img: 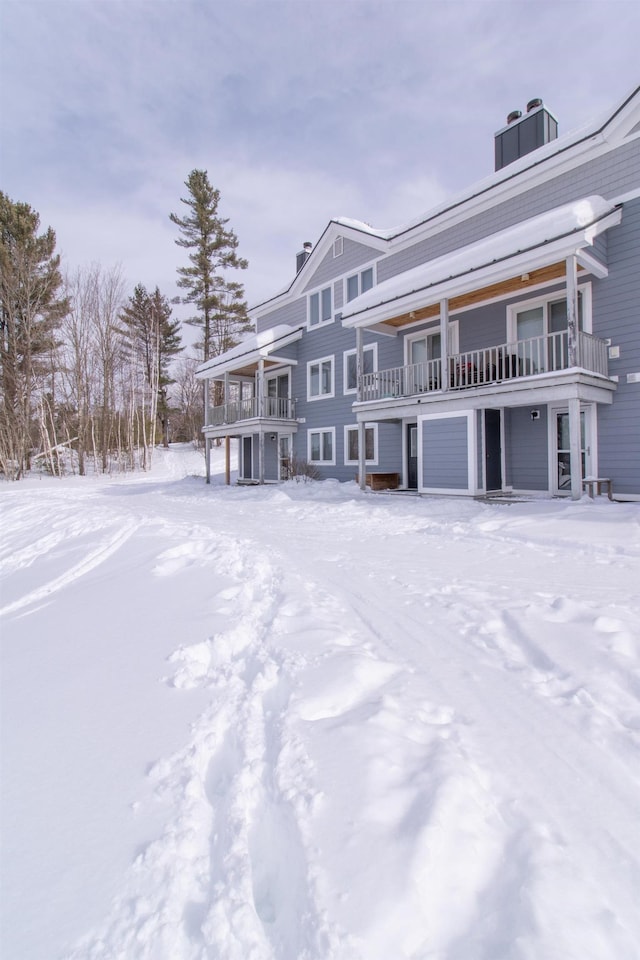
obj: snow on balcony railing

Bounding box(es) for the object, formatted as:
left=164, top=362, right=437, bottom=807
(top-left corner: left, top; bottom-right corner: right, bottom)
left=207, top=396, right=296, bottom=426
left=359, top=331, right=608, bottom=402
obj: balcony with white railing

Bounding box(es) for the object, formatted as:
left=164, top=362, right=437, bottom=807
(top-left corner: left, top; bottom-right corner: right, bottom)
left=207, top=395, right=296, bottom=427
left=359, top=330, right=609, bottom=403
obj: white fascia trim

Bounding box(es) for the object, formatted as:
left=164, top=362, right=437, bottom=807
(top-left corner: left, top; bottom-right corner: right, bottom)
left=385, top=88, right=640, bottom=254
left=263, top=355, right=299, bottom=369
left=576, top=249, right=608, bottom=279
left=250, top=222, right=389, bottom=319
left=196, top=326, right=304, bottom=379
left=343, top=207, right=623, bottom=331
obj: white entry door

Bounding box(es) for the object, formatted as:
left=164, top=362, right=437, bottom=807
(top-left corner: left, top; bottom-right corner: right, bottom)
left=553, top=406, right=592, bottom=494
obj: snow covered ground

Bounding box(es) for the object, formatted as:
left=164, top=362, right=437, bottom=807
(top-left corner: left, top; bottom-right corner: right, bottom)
left=1, top=445, right=639, bottom=960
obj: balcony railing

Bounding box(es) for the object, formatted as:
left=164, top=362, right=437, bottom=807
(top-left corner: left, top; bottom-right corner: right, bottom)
left=207, top=396, right=296, bottom=426
left=359, top=331, right=609, bottom=403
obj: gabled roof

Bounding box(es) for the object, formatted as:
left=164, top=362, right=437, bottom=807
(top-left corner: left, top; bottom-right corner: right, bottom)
left=341, top=196, right=623, bottom=329
left=195, top=324, right=304, bottom=380
left=250, top=219, right=388, bottom=319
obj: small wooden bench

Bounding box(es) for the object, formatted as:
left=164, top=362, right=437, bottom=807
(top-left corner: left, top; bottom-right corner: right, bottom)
left=582, top=477, right=613, bottom=500
left=357, top=472, right=400, bottom=491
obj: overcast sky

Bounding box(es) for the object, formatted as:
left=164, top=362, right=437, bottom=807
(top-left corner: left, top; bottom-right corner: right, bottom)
left=2, top=0, right=639, bottom=332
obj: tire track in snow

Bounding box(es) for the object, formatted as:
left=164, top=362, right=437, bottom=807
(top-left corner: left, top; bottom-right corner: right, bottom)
left=0, top=522, right=138, bottom=618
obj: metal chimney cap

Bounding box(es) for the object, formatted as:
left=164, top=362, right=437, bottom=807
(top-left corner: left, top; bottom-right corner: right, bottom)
left=507, top=109, right=522, bottom=125
left=527, top=98, right=543, bottom=112
left=303, top=241, right=312, bottom=250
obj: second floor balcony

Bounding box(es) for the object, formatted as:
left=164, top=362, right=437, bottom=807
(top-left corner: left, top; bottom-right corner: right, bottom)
left=207, top=395, right=296, bottom=427
left=359, top=330, right=609, bottom=403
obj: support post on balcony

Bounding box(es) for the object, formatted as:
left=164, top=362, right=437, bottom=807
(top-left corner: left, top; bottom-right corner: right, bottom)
left=440, top=299, right=449, bottom=392
left=356, top=327, right=363, bottom=403
left=223, top=371, right=230, bottom=422
left=358, top=420, right=367, bottom=492
left=204, top=379, right=211, bottom=484
left=566, top=255, right=578, bottom=367
left=257, top=359, right=265, bottom=418
left=568, top=397, right=582, bottom=500
left=258, top=429, right=265, bottom=484
left=225, top=435, right=230, bottom=485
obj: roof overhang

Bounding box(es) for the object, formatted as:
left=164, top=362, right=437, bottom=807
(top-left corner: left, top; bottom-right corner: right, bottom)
left=196, top=324, right=304, bottom=380
left=341, top=197, right=623, bottom=331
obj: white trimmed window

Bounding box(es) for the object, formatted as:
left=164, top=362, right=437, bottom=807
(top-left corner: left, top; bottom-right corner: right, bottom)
left=346, top=266, right=375, bottom=303
left=343, top=343, right=377, bottom=394
left=308, top=428, right=335, bottom=465
left=508, top=288, right=589, bottom=342
left=308, top=285, right=333, bottom=328
left=333, top=236, right=344, bottom=257
left=344, top=424, right=378, bottom=465
left=307, top=355, right=335, bottom=400
left=507, top=287, right=590, bottom=373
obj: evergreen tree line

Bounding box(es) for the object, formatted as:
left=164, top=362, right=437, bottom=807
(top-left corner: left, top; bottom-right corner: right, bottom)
left=0, top=172, right=251, bottom=479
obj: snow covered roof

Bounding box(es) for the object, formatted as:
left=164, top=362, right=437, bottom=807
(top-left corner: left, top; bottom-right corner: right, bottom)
left=341, top=196, right=623, bottom=329
left=336, top=84, right=640, bottom=244
left=250, top=86, right=639, bottom=317
left=195, top=324, right=304, bottom=379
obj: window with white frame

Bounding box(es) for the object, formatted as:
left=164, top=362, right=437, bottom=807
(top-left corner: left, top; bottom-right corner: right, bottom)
left=308, top=428, right=335, bottom=465
left=333, top=236, right=343, bottom=257
left=344, top=424, right=378, bottom=465
left=343, top=343, right=377, bottom=394
left=346, top=266, right=375, bottom=303
left=508, top=288, right=589, bottom=373
left=308, top=285, right=333, bottom=327
left=307, top=355, right=335, bottom=400
left=405, top=326, right=453, bottom=390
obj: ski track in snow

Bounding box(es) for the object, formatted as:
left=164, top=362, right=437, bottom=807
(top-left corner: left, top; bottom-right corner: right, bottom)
left=2, top=460, right=639, bottom=960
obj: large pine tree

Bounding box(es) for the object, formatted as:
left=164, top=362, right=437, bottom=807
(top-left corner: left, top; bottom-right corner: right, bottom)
left=0, top=193, right=68, bottom=477
left=119, top=284, right=182, bottom=447
left=170, top=170, right=252, bottom=362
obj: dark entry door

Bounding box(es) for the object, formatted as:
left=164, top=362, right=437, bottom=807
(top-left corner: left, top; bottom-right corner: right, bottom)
left=485, top=409, right=502, bottom=490
left=407, top=424, right=418, bottom=489
left=242, top=436, right=253, bottom=480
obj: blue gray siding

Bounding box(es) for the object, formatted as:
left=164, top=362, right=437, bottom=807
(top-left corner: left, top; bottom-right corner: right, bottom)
left=422, top=416, right=468, bottom=489
left=248, top=130, right=638, bottom=496
left=257, top=297, right=307, bottom=333
left=505, top=407, right=549, bottom=491
left=593, top=198, right=640, bottom=494
left=288, top=320, right=402, bottom=482
left=304, top=237, right=383, bottom=292
left=378, top=139, right=639, bottom=285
